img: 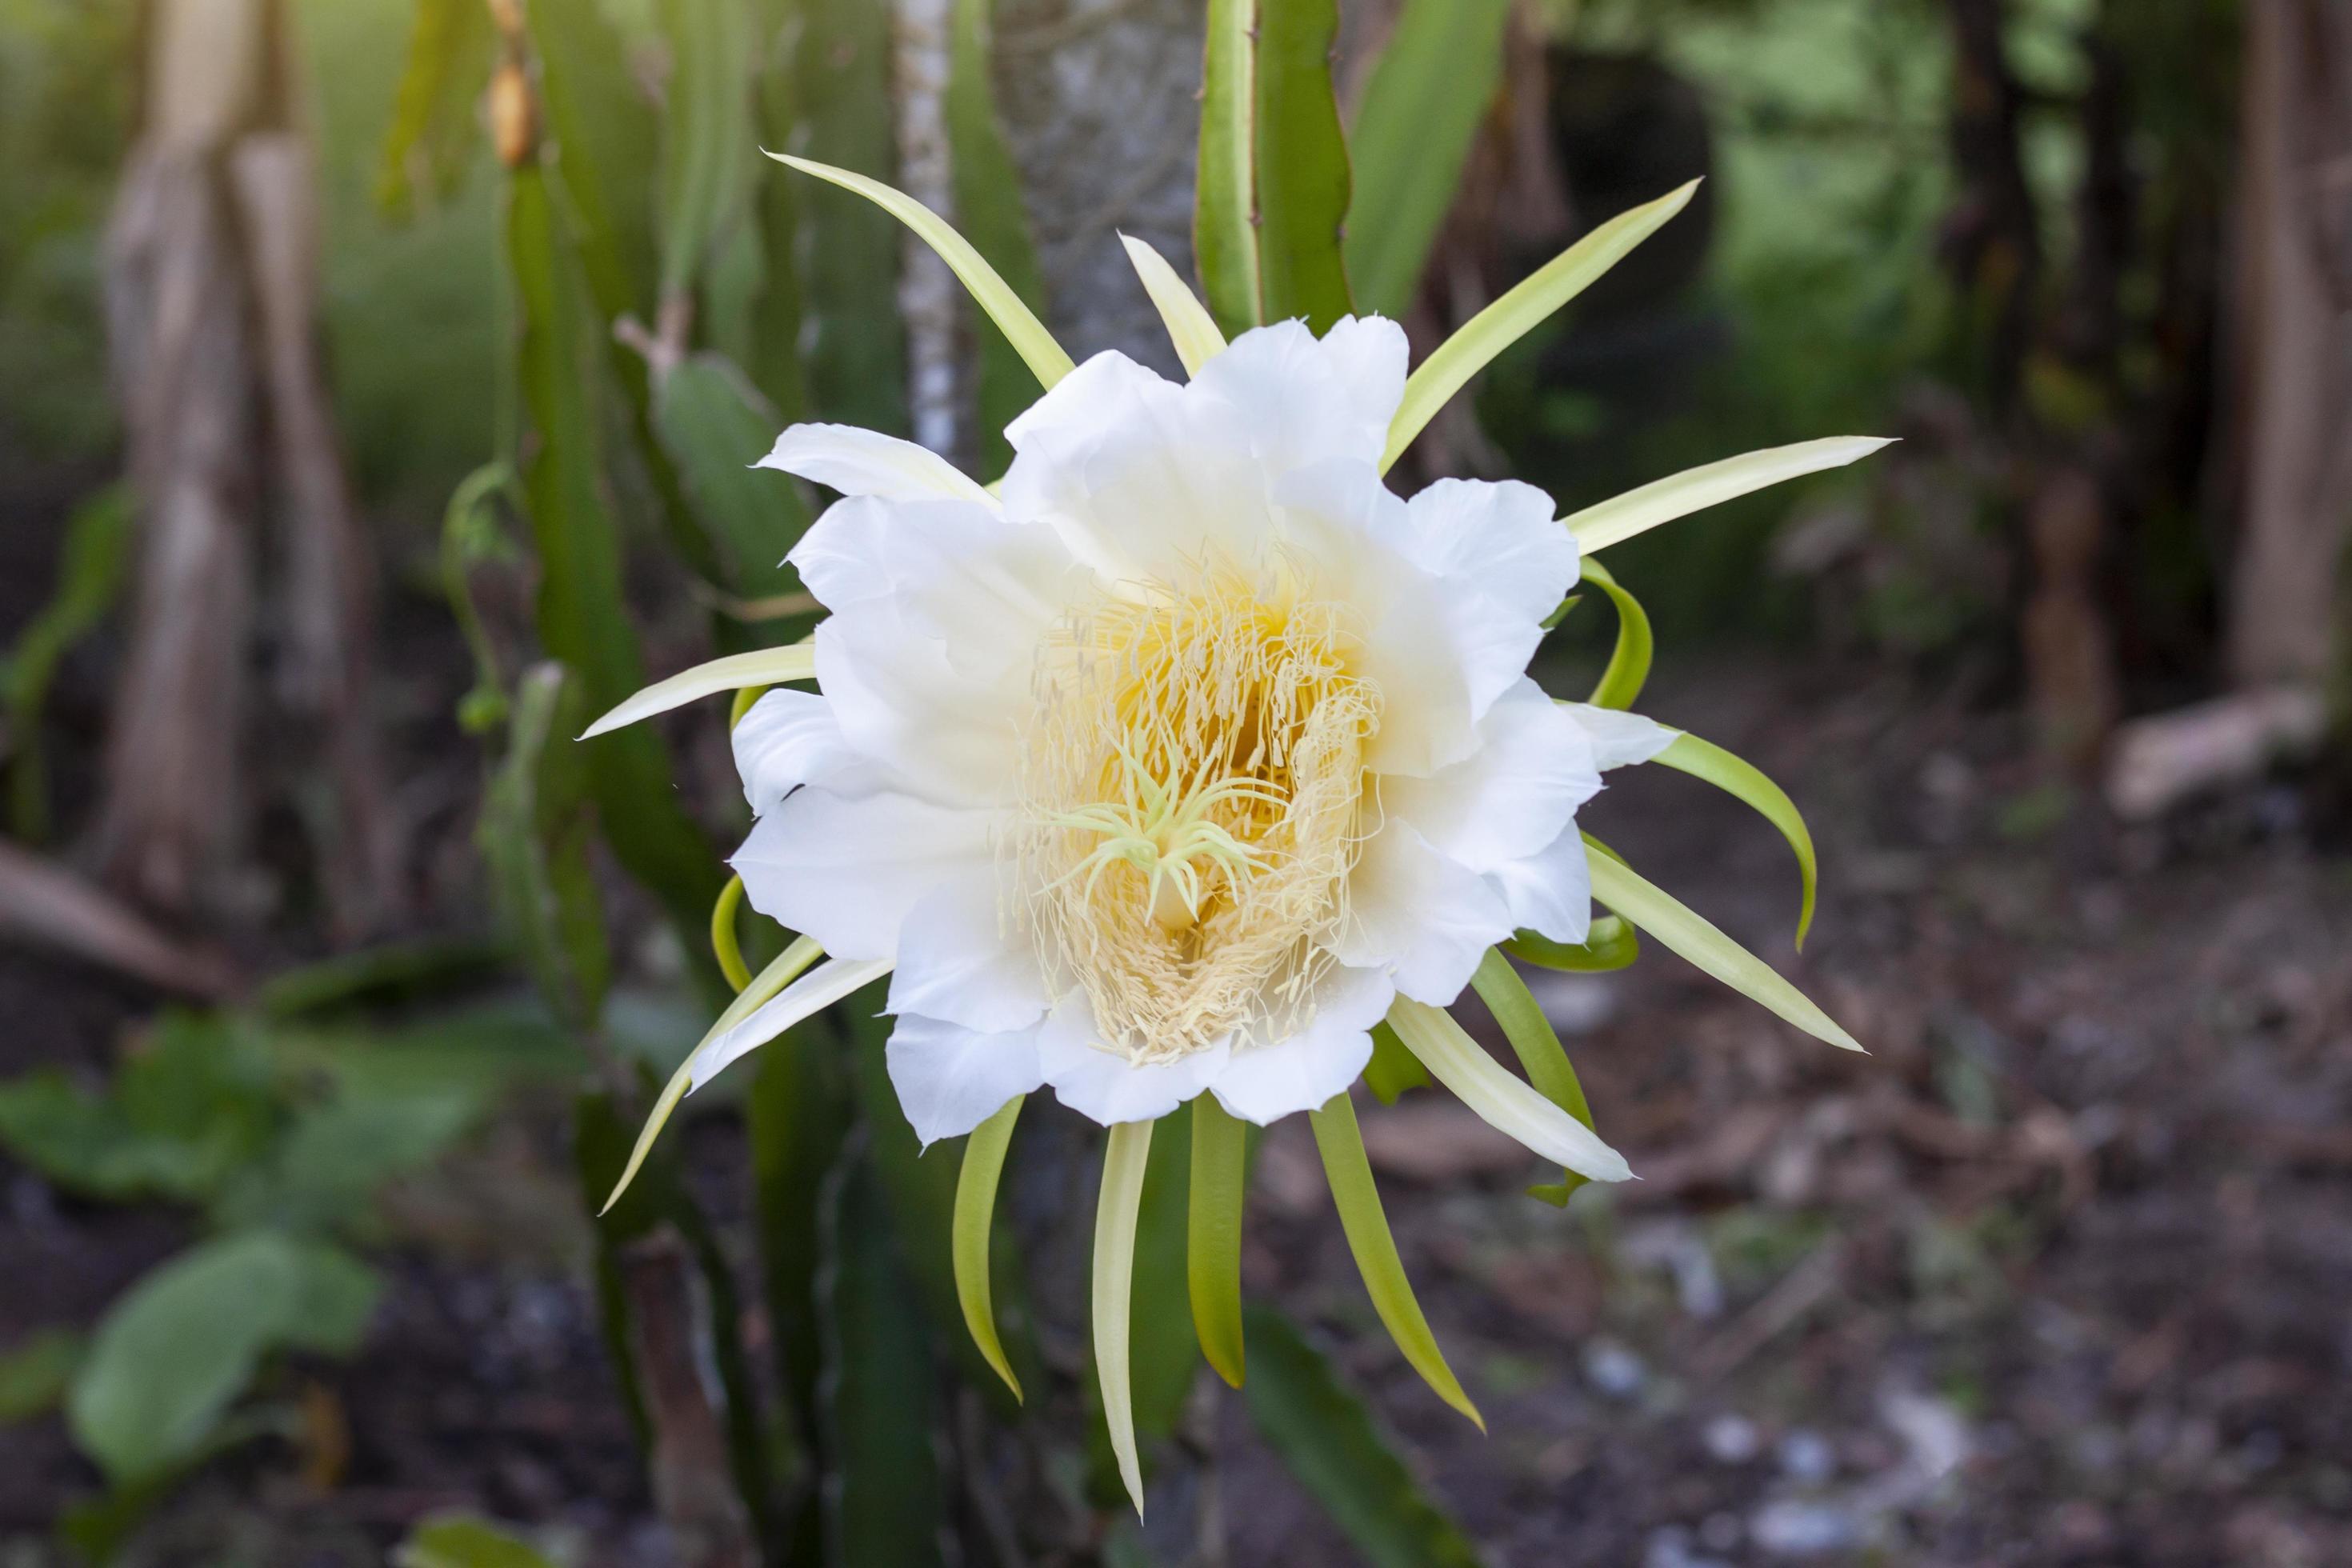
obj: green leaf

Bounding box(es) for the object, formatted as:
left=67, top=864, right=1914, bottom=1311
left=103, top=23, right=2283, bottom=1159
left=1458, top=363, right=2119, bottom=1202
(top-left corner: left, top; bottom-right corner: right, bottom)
left=1385, top=180, right=1698, bottom=472
left=1653, top=732, right=1819, bottom=948
left=395, top=1516, right=559, bottom=1568
left=746, top=1005, right=850, bottom=1438
left=0, top=1328, right=83, bottom=1425
left=526, top=0, right=658, bottom=320
left=1362, top=1021, right=1431, bottom=1104
left=506, top=166, right=727, bottom=962
left=69, top=1231, right=380, bottom=1485
left=252, top=938, right=512, bottom=1020
left=1094, top=1118, right=1155, bottom=1515
left=1252, top=0, right=1354, bottom=330
left=1195, top=0, right=1355, bottom=334
left=1585, top=836, right=1860, bottom=1050
left=947, top=0, right=1054, bottom=467
left=1241, top=1306, right=1487, bottom=1568
left=953, top=1094, right=1026, bottom=1400
left=774, top=155, right=1074, bottom=393
left=1578, top=558, right=1653, bottom=712
left=0, top=1014, right=274, bottom=1203
left=1504, top=914, right=1640, bottom=974
left=1470, top=949, right=1598, bottom=1206
left=5, top=483, right=132, bottom=841
left=821, top=1152, right=949, bottom=1566
left=276, top=1241, right=387, bottom=1358
left=1195, top=0, right=1261, bottom=333
left=650, top=352, right=814, bottom=606
left=1187, top=1094, right=1248, bottom=1386
left=842, top=994, right=1026, bottom=1406
left=656, top=0, right=758, bottom=305
left=481, top=662, right=610, bottom=1034
left=1306, top=1094, right=1481, bottom=1429
left=792, top=0, right=910, bottom=435
left=374, top=0, right=493, bottom=222
left=1567, top=437, right=1894, bottom=554
left=220, top=1085, right=483, bottom=1235
left=1342, top=0, right=1513, bottom=318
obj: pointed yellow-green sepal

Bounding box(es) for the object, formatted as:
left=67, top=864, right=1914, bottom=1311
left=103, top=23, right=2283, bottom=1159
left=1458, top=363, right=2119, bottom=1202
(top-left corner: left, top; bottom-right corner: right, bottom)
left=578, top=642, right=815, bottom=738
left=1187, top=1095, right=1249, bottom=1387
left=1652, top=733, right=1819, bottom=948
left=1577, top=558, right=1653, bottom=712
left=600, top=936, right=823, bottom=1215
left=1306, top=1091, right=1483, bottom=1430
left=1386, top=999, right=1630, bottom=1183
left=1383, top=178, right=1699, bottom=473
left=954, top=1094, right=1027, bottom=1402
left=710, top=875, right=752, bottom=993
left=1120, top=234, right=1227, bottom=378
left=1567, top=436, right=1894, bottom=554
left=771, top=153, right=1077, bottom=392
left=1470, top=948, right=1598, bottom=1206
left=1585, top=835, right=1858, bottom=1050
left=1094, top=1118, right=1156, bottom=1515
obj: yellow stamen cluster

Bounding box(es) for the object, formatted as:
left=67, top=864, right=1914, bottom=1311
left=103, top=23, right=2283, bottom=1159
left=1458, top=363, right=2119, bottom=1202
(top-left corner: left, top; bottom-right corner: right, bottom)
left=1018, top=554, right=1380, bottom=1064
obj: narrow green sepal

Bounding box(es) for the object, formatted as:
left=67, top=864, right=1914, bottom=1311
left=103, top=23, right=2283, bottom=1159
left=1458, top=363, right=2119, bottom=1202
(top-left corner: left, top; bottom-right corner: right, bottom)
left=1585, top=834, right=1859, bottom=1052
left=1578, top=558, right=1653, bottom=711
left=1504, top=914, right=1639, bottom=974
left=1187, top=1096, right=1249, bottom=1388
left=1470, top=949, right=1600, bottom=1206
left=1652, top=732, right=1819, bottom=948
left=1362, top=1021, right=1431, bottom=1103
left=953, top=1094, right=1026, bottom=1402
left=1307, top=1094, right=1482, bottom=1430
left=1094, top=1118, right=1155, bottom=1516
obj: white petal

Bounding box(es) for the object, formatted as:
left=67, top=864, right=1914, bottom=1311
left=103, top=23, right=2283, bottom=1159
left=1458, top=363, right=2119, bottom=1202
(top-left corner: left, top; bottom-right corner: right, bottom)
left=1484, top=825, right=1594, bottom=944
left=886, top=870, right=1050, bottom=1034
left=1558, top=702, right=1680, bottom=770
left=1190, top=316, right=1407, bottom=475
left=814, top=605, right=1027, bottom=807
left=1002, top=349, right=1272, bottom=579
left=1036, top=990, right=1232, bottom=1126
left=690, top=954, right=894, bottom=1090
left=1207, top=965, right=1393, bottom=1125
left=1387, top=998, right=1632, bottom=1182
left=789, top=494, right=1073, bottom=625
left=758, top=421, right=997, bottom=507
left=1276, top=460, right=1540, bottom=774
left=731, top=689, right=860, bottom=814
left=1393, top=478, right=1581, bottom=626
left=884, top=1012, right=1046, bottom=1147
left=1381, top=679, right=1601, bottom=873
left=1333, top=820, right=1516, bottom=1005
left=732, top=784, right=992, bottom=960
left=783, top=495, right=897, bottom=606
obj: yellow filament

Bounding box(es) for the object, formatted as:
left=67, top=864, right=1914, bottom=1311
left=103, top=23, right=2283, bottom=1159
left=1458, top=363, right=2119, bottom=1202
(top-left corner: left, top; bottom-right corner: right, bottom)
left=1017, top=554, right=1380, bottom=1065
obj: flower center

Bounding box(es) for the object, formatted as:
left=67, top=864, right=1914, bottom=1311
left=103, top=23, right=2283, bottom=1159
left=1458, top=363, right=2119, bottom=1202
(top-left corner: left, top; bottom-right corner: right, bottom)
left=1018, top=556, right=1381, bottom=1065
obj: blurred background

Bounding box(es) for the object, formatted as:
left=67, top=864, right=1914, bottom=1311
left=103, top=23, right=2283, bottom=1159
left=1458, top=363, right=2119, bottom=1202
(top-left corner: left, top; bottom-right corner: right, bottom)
left=1, top=0, right=2348, bottom=1563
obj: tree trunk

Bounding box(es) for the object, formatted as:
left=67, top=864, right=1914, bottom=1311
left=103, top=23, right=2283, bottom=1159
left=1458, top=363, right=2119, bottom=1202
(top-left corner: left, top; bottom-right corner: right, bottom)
left=99, top=0, right=392, bottom=930
left=2222, top=0, right=2352, bottom=692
